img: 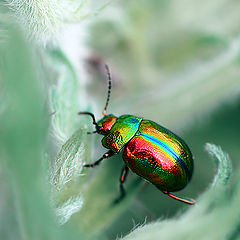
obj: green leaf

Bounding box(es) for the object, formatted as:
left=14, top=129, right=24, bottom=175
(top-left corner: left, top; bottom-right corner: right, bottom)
left=0, top=8, right=86, bottom=240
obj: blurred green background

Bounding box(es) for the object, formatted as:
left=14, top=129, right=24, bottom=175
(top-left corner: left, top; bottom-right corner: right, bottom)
left=85, top=1, right=240, bottom=237
left=1, top=0, right=240, bottom=239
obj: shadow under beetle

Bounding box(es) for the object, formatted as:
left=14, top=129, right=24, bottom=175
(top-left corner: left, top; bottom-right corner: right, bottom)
left=79, top=64, right=196, bottom=205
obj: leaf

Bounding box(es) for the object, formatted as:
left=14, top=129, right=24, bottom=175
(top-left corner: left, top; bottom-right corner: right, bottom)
left=56, top=195, right=83, bottom=225
left=51, top=129, right=87, bottom=192
left=0, top=7, right=87, bottom=240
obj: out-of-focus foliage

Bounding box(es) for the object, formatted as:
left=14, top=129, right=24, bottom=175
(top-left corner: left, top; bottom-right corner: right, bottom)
left=1, top=0, right=240, bottom=240
left=89, top=0, right=240, bottom=125
left=84, top=0, right=240, bottom=238
left=0, top=6, right=86, bottom=239
left=5, top=0, right=93, bottom=41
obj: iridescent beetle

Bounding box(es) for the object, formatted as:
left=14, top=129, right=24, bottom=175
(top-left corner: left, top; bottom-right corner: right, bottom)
left=79, top=65, right=196, bottom=205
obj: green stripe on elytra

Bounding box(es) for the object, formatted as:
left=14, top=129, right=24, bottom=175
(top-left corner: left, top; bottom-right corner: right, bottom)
left=140, top=132, right=190, bottom=180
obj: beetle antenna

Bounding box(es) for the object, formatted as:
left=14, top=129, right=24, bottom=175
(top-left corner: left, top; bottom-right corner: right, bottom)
left=102, top=64, right=112, bottom=116
left=163, top=191, right=196, bottom=205
left=78, top=112, right=98, bottom=127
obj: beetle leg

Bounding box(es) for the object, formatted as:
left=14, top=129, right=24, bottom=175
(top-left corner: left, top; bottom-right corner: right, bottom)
left=84, top=150, right=114, bottom=168
left=87, top=130, right=98, bottom=134
left=114, top=165, right=129, bottom=204
left=162, top=190, right=196, bottom=205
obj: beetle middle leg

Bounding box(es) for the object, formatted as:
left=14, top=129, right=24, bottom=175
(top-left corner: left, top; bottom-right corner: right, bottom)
left=84, top=150, right=114, bottom=168
left=114, top=165, right=129, bottom=204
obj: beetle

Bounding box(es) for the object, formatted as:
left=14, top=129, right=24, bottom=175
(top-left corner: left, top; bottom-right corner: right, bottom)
left=79, top=64, right=196, bottom=205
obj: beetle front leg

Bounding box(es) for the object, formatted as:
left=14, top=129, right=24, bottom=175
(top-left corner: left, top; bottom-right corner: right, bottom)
left=84, top=150, right=114, bottom=168
left=114, top=165, right=129, bottom=204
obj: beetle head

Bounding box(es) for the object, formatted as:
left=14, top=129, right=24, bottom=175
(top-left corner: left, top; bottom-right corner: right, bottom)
left=97, top=114, right=117, bottom=135
left=78, top=64, right=115, bottom=135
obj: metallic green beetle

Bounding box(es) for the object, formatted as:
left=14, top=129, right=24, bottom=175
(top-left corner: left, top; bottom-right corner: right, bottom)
left=79, top=65, right=195, bottom=205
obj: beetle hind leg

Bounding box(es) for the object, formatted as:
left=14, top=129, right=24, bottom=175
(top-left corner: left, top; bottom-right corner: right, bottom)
left=113, top=165, right=129, bottom=204
left=163, top=190, right=196, bottom=205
